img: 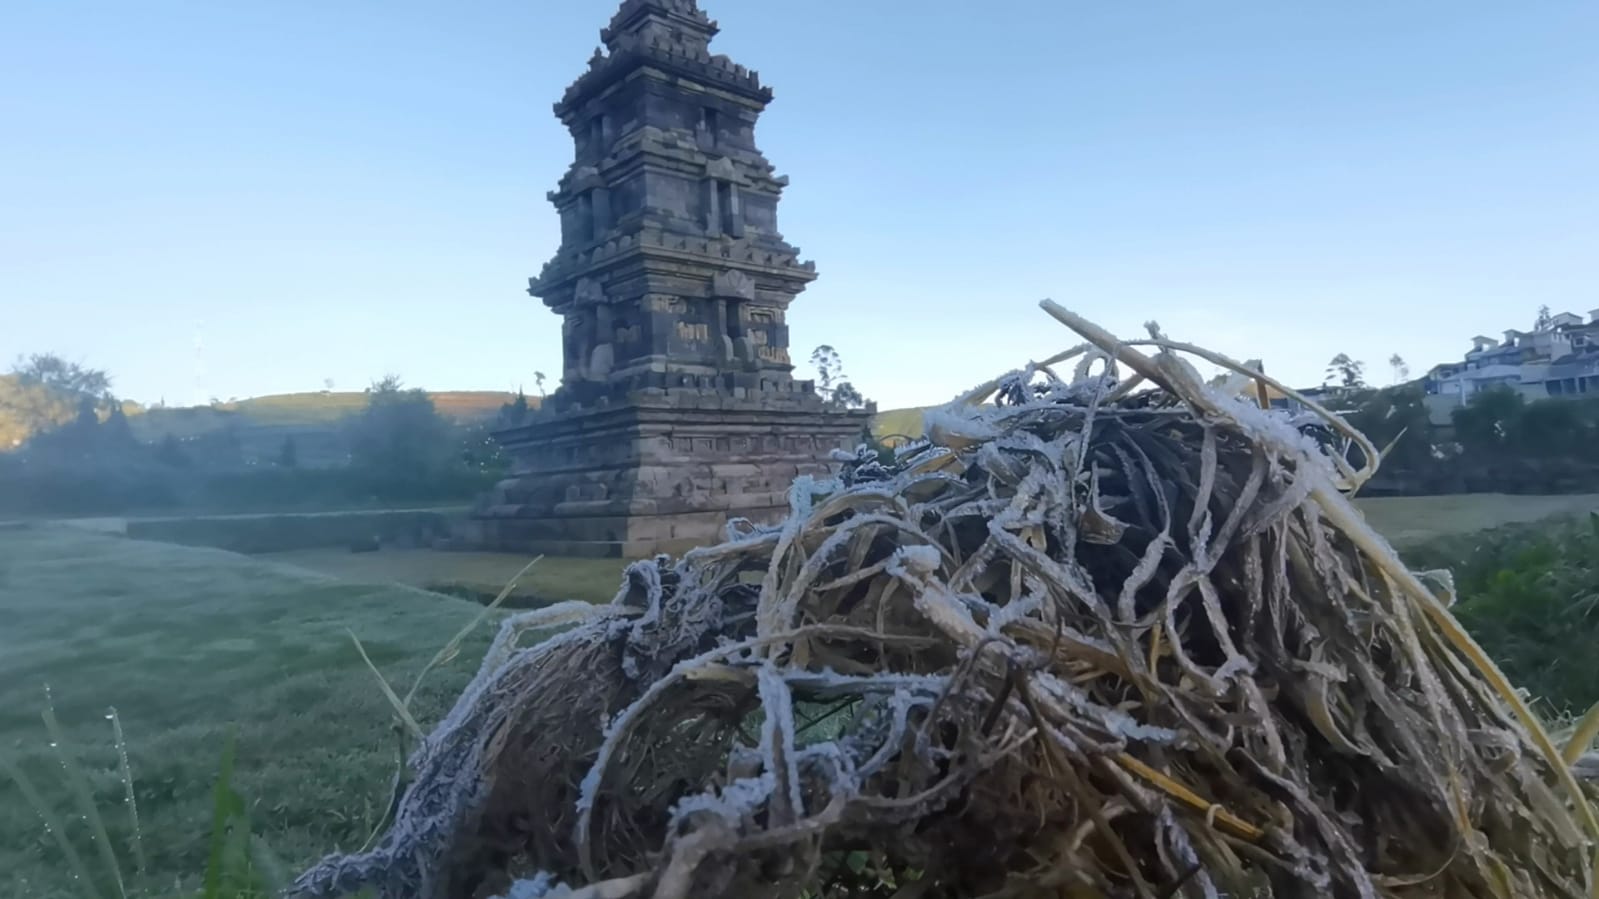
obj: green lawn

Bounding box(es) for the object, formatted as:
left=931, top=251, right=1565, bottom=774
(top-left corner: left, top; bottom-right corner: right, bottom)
left=5, top=490, right=1597, bottom=898
left=1354, top=492, right=1599, bottom=546
left=0, top=527, right=506, bottom=898
left=263, top=547, right=628, bottom=606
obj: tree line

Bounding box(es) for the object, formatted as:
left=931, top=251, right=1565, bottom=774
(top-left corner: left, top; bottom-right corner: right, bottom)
left=1332, top=381, right=1599, bottom=494
left=1322, top=305, right=1599, bottom=493
left=0, top=355, right=509, bottom=516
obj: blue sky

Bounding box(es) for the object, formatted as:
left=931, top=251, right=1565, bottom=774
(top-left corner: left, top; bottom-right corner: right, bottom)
left=3, top=0, right=1595, bottom=410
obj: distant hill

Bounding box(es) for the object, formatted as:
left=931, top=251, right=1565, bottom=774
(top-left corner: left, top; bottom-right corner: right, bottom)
left=143, top=393, right=936, bottom=443
left=10, top=378, right=934, bottom=453
left=871, top=406, right=934, bottom=441
left=132, top=392, right=933, bottom=440
left=224, top=390, right=525, bottom=424
left=128, top=390, right=528, bottom=443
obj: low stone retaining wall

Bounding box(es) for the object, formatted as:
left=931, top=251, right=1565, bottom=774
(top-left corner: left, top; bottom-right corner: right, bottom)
left=123, top=508, right=462, bottom=554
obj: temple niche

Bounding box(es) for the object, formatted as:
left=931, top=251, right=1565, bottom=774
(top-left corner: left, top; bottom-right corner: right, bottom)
left=470, top=0, right=872, bottom=558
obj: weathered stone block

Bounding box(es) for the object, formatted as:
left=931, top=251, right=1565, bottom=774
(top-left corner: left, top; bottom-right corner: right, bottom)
left=474, top=397, right=869, bottom=557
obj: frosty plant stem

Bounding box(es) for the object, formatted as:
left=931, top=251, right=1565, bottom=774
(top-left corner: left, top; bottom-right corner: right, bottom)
left=42, top=697, right=127, bottom=899
left=106, top=706, right=146, bottom=877
left=0, top=752, right=101, bottom=899
left=293, top=300, right=1596, bottom=899
left=1566, top=701, right=1599, bottom=766
left=1040, top=297, right=1599, bottom=895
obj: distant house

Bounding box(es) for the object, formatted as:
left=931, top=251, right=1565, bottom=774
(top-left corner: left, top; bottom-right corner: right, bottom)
left=1422, top=309, right=1599, bottom=424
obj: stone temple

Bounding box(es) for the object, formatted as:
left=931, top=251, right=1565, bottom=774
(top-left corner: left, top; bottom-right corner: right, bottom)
left=471, top=0, right=873, bottom=558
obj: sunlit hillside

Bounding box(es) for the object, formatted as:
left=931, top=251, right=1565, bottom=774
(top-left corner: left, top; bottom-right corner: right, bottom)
left=126, top=390, right=528, bottom=442
left=870, top=406, right=934, bottom=441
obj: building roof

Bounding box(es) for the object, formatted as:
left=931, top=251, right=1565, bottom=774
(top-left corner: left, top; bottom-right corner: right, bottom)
left=603, top=0, right=718, bottom=48
left=1547, top=354, right=1599, bottom=380
left=557, top=0, right=769, bottom=120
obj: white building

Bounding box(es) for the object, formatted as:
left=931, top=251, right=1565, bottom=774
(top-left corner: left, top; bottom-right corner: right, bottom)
left=1422, top=309, right=1599, bottom=424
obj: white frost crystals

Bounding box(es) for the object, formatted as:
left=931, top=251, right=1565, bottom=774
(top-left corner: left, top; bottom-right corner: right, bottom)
left=290, top=301, right=1591, bottom=899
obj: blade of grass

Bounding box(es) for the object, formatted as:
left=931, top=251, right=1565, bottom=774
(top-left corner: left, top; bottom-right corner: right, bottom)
left=347, top=629, right=425, bottom=742
left=358, top=728, right=413, bottom=853
left=357, top=557, right=542, bottom=854
left=223, top=791, right=255, bottom=898
left=202, top=730, right=239, bottom=899
left=1348, top=427, right=1410, bottom=499
left=1564, top=699, right=1599, bottom=766
left=403, top=555, right=543, bottom=707
left=105, top=707, right=146, bottom=877
left=0, top=753, right=103, bottom=899
left=42, top=700, right=127, bottom=899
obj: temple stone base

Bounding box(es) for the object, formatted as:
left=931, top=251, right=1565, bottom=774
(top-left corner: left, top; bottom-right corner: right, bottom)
left=468, top=394, right=871, bottom=558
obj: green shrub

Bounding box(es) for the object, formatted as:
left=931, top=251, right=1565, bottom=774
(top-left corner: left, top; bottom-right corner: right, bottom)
left=2, top=374, right=510, bottom=519
left=1406, top=513, right=1599, bottom=714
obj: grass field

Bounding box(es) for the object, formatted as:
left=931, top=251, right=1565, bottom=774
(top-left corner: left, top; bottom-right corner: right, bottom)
left=4, top=490, right=1599, bottom=897
left=0, top=527, right=507, bottom=899
left=252, top=496, right=1599, bottom=600
left=1354, top=492, right=1599, bottom=545
left=264, top=548, right=627, bottom=606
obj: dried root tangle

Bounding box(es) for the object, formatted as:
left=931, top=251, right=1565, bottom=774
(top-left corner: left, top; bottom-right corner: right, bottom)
left=293, top=301, right=1596, bottom=899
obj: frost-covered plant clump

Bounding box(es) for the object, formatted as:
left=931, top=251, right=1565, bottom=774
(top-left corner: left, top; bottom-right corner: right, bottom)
left=292, top=301, right=1596, bottom=899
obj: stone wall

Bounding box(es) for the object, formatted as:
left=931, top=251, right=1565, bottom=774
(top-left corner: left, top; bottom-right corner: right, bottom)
left=471, top=396, right=870, bottom=557
left=124, top=508, right=460, bottom=554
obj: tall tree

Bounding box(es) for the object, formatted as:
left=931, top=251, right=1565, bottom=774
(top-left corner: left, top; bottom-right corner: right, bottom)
left=809, top=345, right=842, bottom=398
left=277, top=436, right=299, bottom=468
left=1535, top=305, right=1554, bottom=331
left=1346, top=386, right=1432, bottom=470
left=101, top=403, right=135, bottom=447
left=1, top=354, right=116, bottom=449
left=832, top=381, right=866, bottom=409
left=1518, top=400, right=1584, bottom=458
left=1453, top=386, right=1525, bottom=456
left=347, top=376, right=452, bottom=481
left=808, top=344, right=869, bottom=408
left=1324, top=354, right=1366, bottom=390
left=497, top=390, right=530, bottom=427
left=156, top=434, right=190, bottom=468
left=12, top=353, right=112, bottom=399
left=1388, top=354, right=1410, bottom=385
